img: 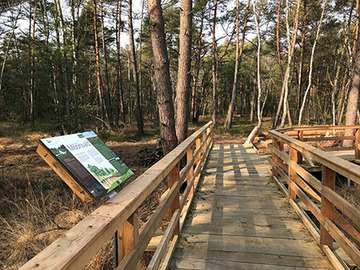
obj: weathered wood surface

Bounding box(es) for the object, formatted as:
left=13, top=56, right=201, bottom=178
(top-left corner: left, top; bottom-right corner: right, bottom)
left=170, top=143, right=333, bottom=270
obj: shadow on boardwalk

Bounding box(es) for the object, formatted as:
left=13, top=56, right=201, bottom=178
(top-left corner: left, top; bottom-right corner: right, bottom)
left=170, top=143, right=333, bottom=270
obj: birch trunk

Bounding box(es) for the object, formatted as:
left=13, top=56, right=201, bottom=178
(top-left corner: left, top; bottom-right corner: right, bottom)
left=279, top=0, right=301, bottom=128
left=298, top=0, right=328, bottom=126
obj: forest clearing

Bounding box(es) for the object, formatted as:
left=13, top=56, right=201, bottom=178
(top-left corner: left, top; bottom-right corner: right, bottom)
left=1, top=0, right=360, bottom=269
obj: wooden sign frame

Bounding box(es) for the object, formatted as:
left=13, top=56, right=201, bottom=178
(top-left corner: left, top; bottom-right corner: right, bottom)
left=37, top=144, right=94, bottom=203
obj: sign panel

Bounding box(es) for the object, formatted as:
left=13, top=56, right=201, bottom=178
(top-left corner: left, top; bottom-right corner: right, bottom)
left=40, top=132, right=133, bottom=200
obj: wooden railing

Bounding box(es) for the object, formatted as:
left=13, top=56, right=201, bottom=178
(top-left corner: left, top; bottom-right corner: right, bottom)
left=20, top=121, right=213, bottom=270
left=269, top=126, right=360, bottom=268
left=277, top=125, right=360, bottom=155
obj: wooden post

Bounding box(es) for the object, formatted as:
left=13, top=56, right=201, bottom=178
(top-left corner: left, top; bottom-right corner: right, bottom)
left=116, top=212, right=139, bottom=265
left=201, top=132, right=207, bottom=155
left=195, top=137, right=201, bottom=165
left=320, top=166, right=335, bottom=249
left=288, top=147, right=299, bottom=200
left=187, top=145, right=194, bottom=197
left=355, top=129, right=360, bottom=160
left=298, top=130, right=304, bottom=141
left=168, top=164, right=180, bottom=236
left=272, top=138, right=282, bottom=177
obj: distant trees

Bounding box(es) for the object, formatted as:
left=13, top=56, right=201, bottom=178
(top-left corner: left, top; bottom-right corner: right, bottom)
left=1, top=0, right=360, bottom=144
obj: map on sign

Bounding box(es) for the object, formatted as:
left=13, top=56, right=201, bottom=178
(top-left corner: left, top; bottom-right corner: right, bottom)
left=40, top=131, right=133, bottom=199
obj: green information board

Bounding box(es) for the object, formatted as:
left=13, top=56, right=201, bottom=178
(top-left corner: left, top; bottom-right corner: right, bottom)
left=40, top=131, right=133, bottom=200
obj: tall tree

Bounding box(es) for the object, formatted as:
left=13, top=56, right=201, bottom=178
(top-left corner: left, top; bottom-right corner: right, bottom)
left=128, top=0, right=144, bottom=135
left=211, top=0, right=218, bottom=124
left=279, top=0, right=301, bottom=128
left=175, top=0, right=192, bottom=143
left=100, top=0, right=114, bottom=126
left=55, top=0, right=71, bottom=128
left=298, top=0, right=328, bottom=126
left=115, top=0, right=125, bottom=125
left=146, top=0, right=178, bottom=154
left=93, top=0, right=106, bottom=127
left=224, top=0, right=250, bottom=129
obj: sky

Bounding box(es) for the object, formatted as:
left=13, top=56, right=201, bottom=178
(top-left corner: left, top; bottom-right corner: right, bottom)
left=0, top=0, right=236, bottom=49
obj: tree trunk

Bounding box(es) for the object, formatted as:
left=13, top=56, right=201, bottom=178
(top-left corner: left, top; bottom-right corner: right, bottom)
left=191, top=11, right=205, bottom=123
left=115, top=0, right=125, bottom=125
left=71, top=0, right=80, bottom=130
left=211, top=0, right=218, bottom=124
left=175, top=0, right=192, bottom=143
left=29, top=1, right=37, bottom=124
left=146, top=0, right=178, bottom=154
left=55, top=0, right=71, bottom=129
left=224, top=0, right=250, bottom=129
left=100, top=0, right=114, bottom=126
left=279, top=0, right=301, bottom=128
left=253, top=1, right=263, bottom=128
left=296, top=0, right=307, bottom=117
left=298, top=0, right=328, bottom=126
left=93, top=0, right=106, bottom=127
left=128, top=0, right=144, bottom=135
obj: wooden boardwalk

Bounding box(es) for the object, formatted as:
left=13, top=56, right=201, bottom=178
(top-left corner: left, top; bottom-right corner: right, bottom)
left=170, top=143, right=333, bottom=270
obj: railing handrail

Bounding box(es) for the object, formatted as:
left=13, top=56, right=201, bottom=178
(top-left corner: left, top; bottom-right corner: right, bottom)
left=269, top=129, right=360, bottom=184
left=277, top=124, right=360, bottom=133
left=20, top=121, right=213, bottom=270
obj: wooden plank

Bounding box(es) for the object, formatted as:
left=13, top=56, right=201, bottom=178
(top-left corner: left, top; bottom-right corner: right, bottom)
left=168, top=164, right=180, bottom=236
left=323, top=245, right=346, bottom=270
left=173, top=248, right=332, bottom=269
left=174, top=247, right=332, bottom=269
left=158, top=235, right=178, bottom=270
left=36, top=144, right=93, bottom=203
left=279, top=125, right=360, bottom=132
left=303, top=136, right=355, bottom=142
left=320, top=147, right=354, bottom=152
left=334, top=210, right=360, bottom=244
left=171, top=257, right=328, bottom=270
left=186, top=145, right=194, bottom=197
left=288, top=199, right=320, bottom=244
left=322, top=186, right=360, bottom=229
left=147, top=210, right=180, bottom=270
left=355, top=129, right=360, bottom=159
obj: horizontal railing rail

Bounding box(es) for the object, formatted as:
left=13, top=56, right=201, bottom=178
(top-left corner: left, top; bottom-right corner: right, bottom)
left=269, top=127, right=360, bottom=268
left=20, top=121, right=213, bottom=270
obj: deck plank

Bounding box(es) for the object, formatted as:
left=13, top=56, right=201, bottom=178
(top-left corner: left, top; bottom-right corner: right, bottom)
left=170, top=143, right=333, bottom=270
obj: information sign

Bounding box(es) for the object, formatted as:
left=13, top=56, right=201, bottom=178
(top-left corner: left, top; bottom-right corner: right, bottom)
left=40, top=131, right=133, bottom=200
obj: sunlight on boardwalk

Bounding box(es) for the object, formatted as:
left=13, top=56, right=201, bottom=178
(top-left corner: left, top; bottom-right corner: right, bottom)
left=170, top=143, right=333, bottom=270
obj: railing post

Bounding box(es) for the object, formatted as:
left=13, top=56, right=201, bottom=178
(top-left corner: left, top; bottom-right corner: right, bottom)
left=187, top=145, right=194, bottom=197
left=288, top=147, right=299, bottom=200
left=116, top=212, right=139, bottom=265
left=168, top=163, right=180, bottom=236
left=355, top=129, right=360, bottom=160
left=320, top=166, right=335, bottom=249
left=195, top=136, right=201, bottom=165
left=201, top=131, right=207, bottom=156
left=271, top=138, right=282, bottom=177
